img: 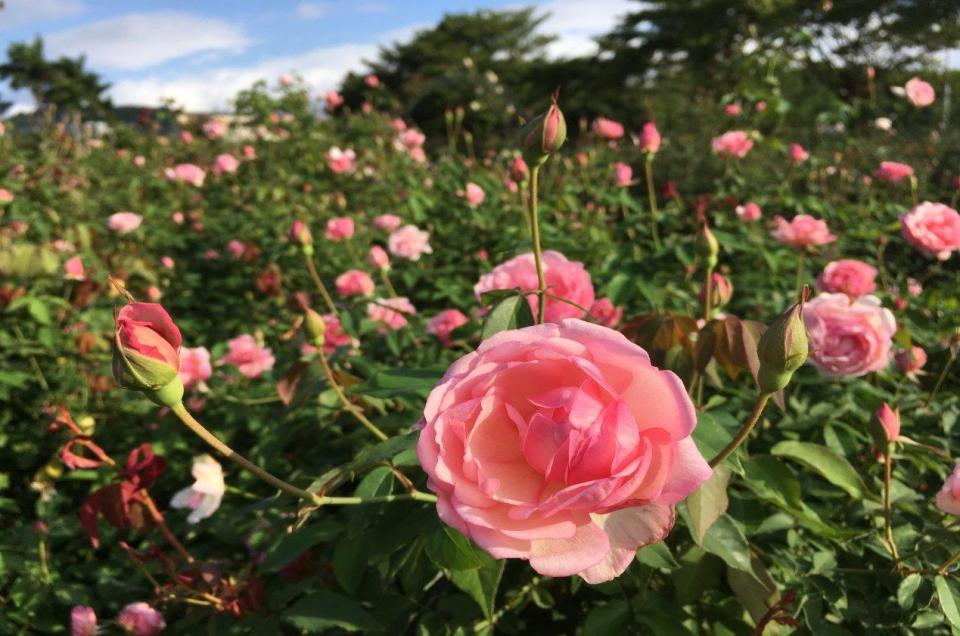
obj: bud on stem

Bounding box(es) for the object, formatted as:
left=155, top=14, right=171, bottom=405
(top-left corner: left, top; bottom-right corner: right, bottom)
left=756, top=286, right=810, bottom=394
left=304, top=308, right=326, bottom=348
left=521, top=92, right=567, bottom=167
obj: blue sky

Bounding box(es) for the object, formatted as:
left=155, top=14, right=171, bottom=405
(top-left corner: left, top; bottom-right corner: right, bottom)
left=0, top=0, right=632, bottom=113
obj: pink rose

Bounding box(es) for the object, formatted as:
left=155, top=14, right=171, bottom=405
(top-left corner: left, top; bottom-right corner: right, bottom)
left=895, top=346, right=927, bottom=376
left=160, top=256, right=175, bottom=269
left=876, top=403, right=901, bottom=443
left=172, top=211, right=185, bottom=225
left=874, top=161, right=914, bottom=184
left=613, top=162, right=632, bottom=187
left=589, top=297, right=623, bottom=327
left=591, top=117, right=624, bottom=139
left=71, top=606, right=97, bottom=636
left=388, top=224, right=432, bottom=261
left=170, top=454, right=224, bottom=523
left=64, top=256, right=85, bottom=281
left=426, top=309, right=469, bottom=346
left=771, top=214, right=836, bottom=247
left=179, top=346, right=212, bottom=388
left=335, top=269, right=375, bottom=296
left=322, top=313, right=355, bottom=353
left=399, top=129, right=425, bottom=150
left=368, top=245, right=390, bottom=270
left=180, top=131, right=194, bottom=144
left=638, top=122, right=660, bottom=153
left=146, top=286, right=162, bottom=302
left=374, top=214, right=402, bottom=231
left=724, top=103, right=741, bottom=116
left=226, top=240, right=246, bottom=258
left=324, top=91, right=344, bottom=110
left=365, top=74, right=380, bottom=88
left=164, top=163, right=206, bottom=187
left=242, top=144, right=257, bottom=159
left=816, top=259, right=878, bottom=297
left=0, top=188, right=13, bottom=203
left=711, top=130, right=753, bottom=158
left=325, top=216, right=355, bottom=241
left=107, top=212, right=143, bottom=234
left=212, top=153, right=239, bottom=175
left=327, top=147, right=356, bottom=174
left=509, top=156, right=529, bottom=183
left=219, top=335, right=275, bottom=379
left=134, top=155, right=146, bottom=167
left=900, top=202, right=960, bottom=260
left=116, top=603, right=165, bottom=636
left=904, top=77, right=935, bottom=107
left=755, top=101, right=767, bottom=112
left=416, top=319, right=711, bottom=583
left=789, top=143, right=809, bottom=163
left=803, top=293, right=896, bottom=377
left=474, top=251, right=595, bottom=323
left=367, top=297, right=416, bottom=331
left=937, top=464, right=960, bottom=516
left=203, top=119, right=227, bottom=139
left=736, top=202, right=762, bottom=222
left=465, top=182, right=485, bottom=207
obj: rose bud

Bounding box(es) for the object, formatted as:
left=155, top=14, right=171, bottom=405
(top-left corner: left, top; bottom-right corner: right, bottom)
left=895, top=346, right=927, bottom=376
left=875, top=402, right=900, bottom=443
left=289, top=219, right=313, bottom=253
left=521, top=94, right=567, bottom=166
left=696, top=218, right=719, bottom=269
left=757, top=290, right=810, bottom=394
left=304, top=308, right=326, bottom=348
left=112, top=303, right=184, bottom=407
left=699, top=272, right=734, bottom=308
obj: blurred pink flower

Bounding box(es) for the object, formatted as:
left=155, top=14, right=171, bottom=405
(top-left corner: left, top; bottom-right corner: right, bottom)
left=426, top=309, right=469, bottom=346
left=203, top=119, right=227, bottom=139
left=165, top=163, right=206, bottom=187
left=907, top=277, right=923, bottom=297
left=771, top=214, right=836, bottom=247
left=133, top=155, right=146, bottom=167
left=327, top=147, right=356, bottom=174
left=613, top=162, right=632, bottom=187
left=904, top=77, right=935, bottom=107
left=712, top=130, right=753, bottom=158
left=724, top=103, right=741, bottom=116
left=64, top=256, right=85, bottom=281
left=755, top=101, right=767, bottom=112
left=146, top=286, right=162, bottom=301
left=936, top=464, right=960, bottom=516
left=220, top=335, right=275, bottom=378
left=589, top=297, right=623, bottom=327
left=116, top=603, right=165, bottom=636
left=896, top=346, right=927, bottom=376
left=226, top=240, right=246, bottom=258
left=374, top=214, right=402, bottom=231
left=874, top=161, right=914, bottom=184
left=179, top=131, right=194, bottom=144
left=365, top=74, right=380, bottom=88
left=509, top=156, right=528, bottom=182
left=107, top=212, right=143, bottom=234
left=325, top=216, right=355, bottom=241
left=242, top=144, right=257, bottom=159
left=336, top=269, right=375, bottom=296
left=170, top=454, right=224, bottom=523
left=367, top=297, right=416, bottom=330
left=399, top=129, right=425, bottom=150
left=803, top=293, right=896, bottom=377
left=212, top=153, right=239, bottom=175
left=325, top=91, right=344, bottom=110
left=789, top=143, right=809, bottom=163
left=171, top=211, right=185, bottom=224
left=0, top=189, right=13, bottom=203
left=638, top=122, right=661, bottom=153
left=591, top=117, right=624, bottom=139
left=368, top=245, right=390, bottom=269
left=816, top=259, right=877, bottom=297
left=901, top=202, right=960, bottom=260
left=179, top=346, right=212, bottom=388
left=70, top=606, right=97, bottom=636
left=465, top=182, right=485, bottom=207
left=160, top=256, right=175, bottom=269
left=736, top=202, right=762, bottom=221
left=388, top=225, right=432, bottom=261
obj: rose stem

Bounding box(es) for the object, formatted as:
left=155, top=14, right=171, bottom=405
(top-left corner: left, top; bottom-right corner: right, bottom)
left=883, top=442, right=900, bottom=563
left=528, top=165, right=547, bottom=324
left=317, top=349, right=389, bottom=441
left=304, top=253, right=339, bottom=316
left=709, top=393, right=771, bottom=467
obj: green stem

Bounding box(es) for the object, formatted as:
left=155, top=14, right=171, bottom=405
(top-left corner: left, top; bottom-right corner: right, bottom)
left=928, top=351, right=956, bottom=405
left=318, top=349, right=389, bottom=441
left=171, top=402, right=324, bottom=506
left=703, top=265, right=715, bottom=322
left=794, top=253, right=806, bottom=296
left=644, top=156, right=662, bottom=250
left=883, top=443, right=899, bottom=563
left=528, top=165, right=546, bottom=324
left=709, top=393, right=771, bottom=467
left=304, top=252, right=339, bottom=316
left=317, top=492, right=437, bottom=505
left=379, top=268, right=399, bottom=299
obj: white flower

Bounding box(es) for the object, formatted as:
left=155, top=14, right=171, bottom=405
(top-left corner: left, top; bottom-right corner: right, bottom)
left=170, top=455, right=225, bottom=523
left=874, top=117, right=893, bottom=131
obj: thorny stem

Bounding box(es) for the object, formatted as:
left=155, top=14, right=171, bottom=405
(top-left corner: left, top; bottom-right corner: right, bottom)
left=304, top=252, right=339, bottom=316
left=528, top=165, right=547, bottom=324
left=317, top=349, right=389, bottom=441
left=709, top=393, right=772, bottom=468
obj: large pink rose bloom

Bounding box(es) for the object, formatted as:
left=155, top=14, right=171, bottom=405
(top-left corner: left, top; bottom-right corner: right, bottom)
left=212, top=153, right=239, bottom=175
left=417, top=319, right=711, bottom=583
left=116, top=602, right=165, bottom=636
left=874, top=161, right=914, bottom=184
left=904, top=77, right=935, bottom=108
left=179, top=346, right=212, bottom=388
left=388, top=225, right=432, bottom=261
left=937, top=464, right=960, bottom=517
left=475, top=251, right=595, bottom=323
left=107, top=212, right=143, bottom=234
left=816, top=259, right=878, bottom=297
left=771, top=214, right=836, bottom=247
left=711, top=130, right=753, bottom=158
left=219, top=335, right=275, bottom=379
left=901, top=202, right=960, bottom=261
left=803, top=293, right=896, bottom=377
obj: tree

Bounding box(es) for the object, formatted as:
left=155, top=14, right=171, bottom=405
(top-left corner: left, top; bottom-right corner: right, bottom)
left=0, top=37, right=112, bottom=119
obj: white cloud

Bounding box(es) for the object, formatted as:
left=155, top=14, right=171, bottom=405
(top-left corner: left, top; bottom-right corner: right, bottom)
left=0, top=0, right=86, bottom=30
left=534, top=0, right=634, bottom=58
left=294, top=2, right=330, bottom=20
left=44, top=12, right=252, bottom=71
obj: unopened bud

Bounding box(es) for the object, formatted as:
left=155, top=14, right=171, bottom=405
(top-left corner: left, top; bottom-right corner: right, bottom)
left=290, top=220, right=313, bottom=255
left=699, top=272, right=733, bottom=308
left=757, top=288, right=810, bottom=394
left=521, top=94, right=567, bottom=166
left=304, top=308, right=326, bottom=348
left=696, top=220, right=719, bottom=269
left=113, top=303, right=185, bottom=407
left=875, top=402, right=900, bottom=443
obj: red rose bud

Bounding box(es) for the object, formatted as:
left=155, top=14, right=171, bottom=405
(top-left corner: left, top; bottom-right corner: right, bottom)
left=875, top=402, right=900, bottom=443
left=699, top=272, right=734, bottom=308
left=521, top=95, right=567, bottom=166
left=757, top=288, right=810, bottom=394
left=112, top=303, right=184, bottom=407
left=304, top=308, right=326, bottom=348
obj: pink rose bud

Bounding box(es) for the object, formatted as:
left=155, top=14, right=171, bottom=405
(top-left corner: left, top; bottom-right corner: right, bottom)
left=509, top=156, right=528, bottom=183
left=289, top=220, right=313, bottom=248
left=638, top=122, right=661, bottom=154
left=735, top=202, right=762, bottom=222
left=160, top=256, right=175, bottom=269
left=789, top=143, right=809, bottom=163
left=71, top=606, right=97, bottom=636
left=465, top=182, right=485, bottom=207
left=116, top=602, right=166, bottom=636
left=755, top=101, right=767, bottom=112
left=64, top=256, right=85, bottom=281
left=699, top=272, right=734, bottom=308
left=521, top=94, right=567, bottom=166
left=113, top=303, right=184, bottom=406
left=696, top=219, right=719, bottom=269
left=368, top=245, right=390, bottom=270
left=876, top=403, right=900, bottom=443
left=612, top=162, right=632, bottom=187
left=591, top=116, right=625, bottom=139
left=896, top=346, right=927, bottom=375
left=724, top=103, right=741, bottom=116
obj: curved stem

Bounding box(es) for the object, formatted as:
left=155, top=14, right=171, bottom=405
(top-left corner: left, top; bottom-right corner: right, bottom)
left=304, top=253, right=339, bottom=316
left=170, top=402, right=323, bottom=506
left=528, top=166, right=546, bottom=324
left=709, top=393, right=771, bottom=467
left=140, top=491, right=195, bottom=564
left=644, top=156, right=662, bottom=250
left=317, top=350, right=389, bottom=441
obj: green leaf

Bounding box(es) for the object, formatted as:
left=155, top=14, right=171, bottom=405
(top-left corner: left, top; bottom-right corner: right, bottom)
left=771, top=441, right=869, bottom=499
left=333, top=535, right=367, bottom=595
left=701, top=515, right=753, bottom=573
left=727, top=555, right=779, bottom=625
left=260, top=521, right=341, bottom=572
left=936, top=575, right=960, bottom=629
left=898, top=573, right=923, bottom=610
left=283, top=590, right=382, bottom=632
left=449, top=552, right=504, bottom=619
left=353, top=368, right=444, bottom=398
left=684, top=464, right=731, bottom=544
left=635, top=542, right=679, bottom=570
left=692, top=411, right=741, bottom=473
left=579, top=599, right=630, bottom=636
left=481, top=293, right=534, bottom=340
left=424, top=525, right=484, bottom=571
left=742, top=455, right=803, bottom=509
